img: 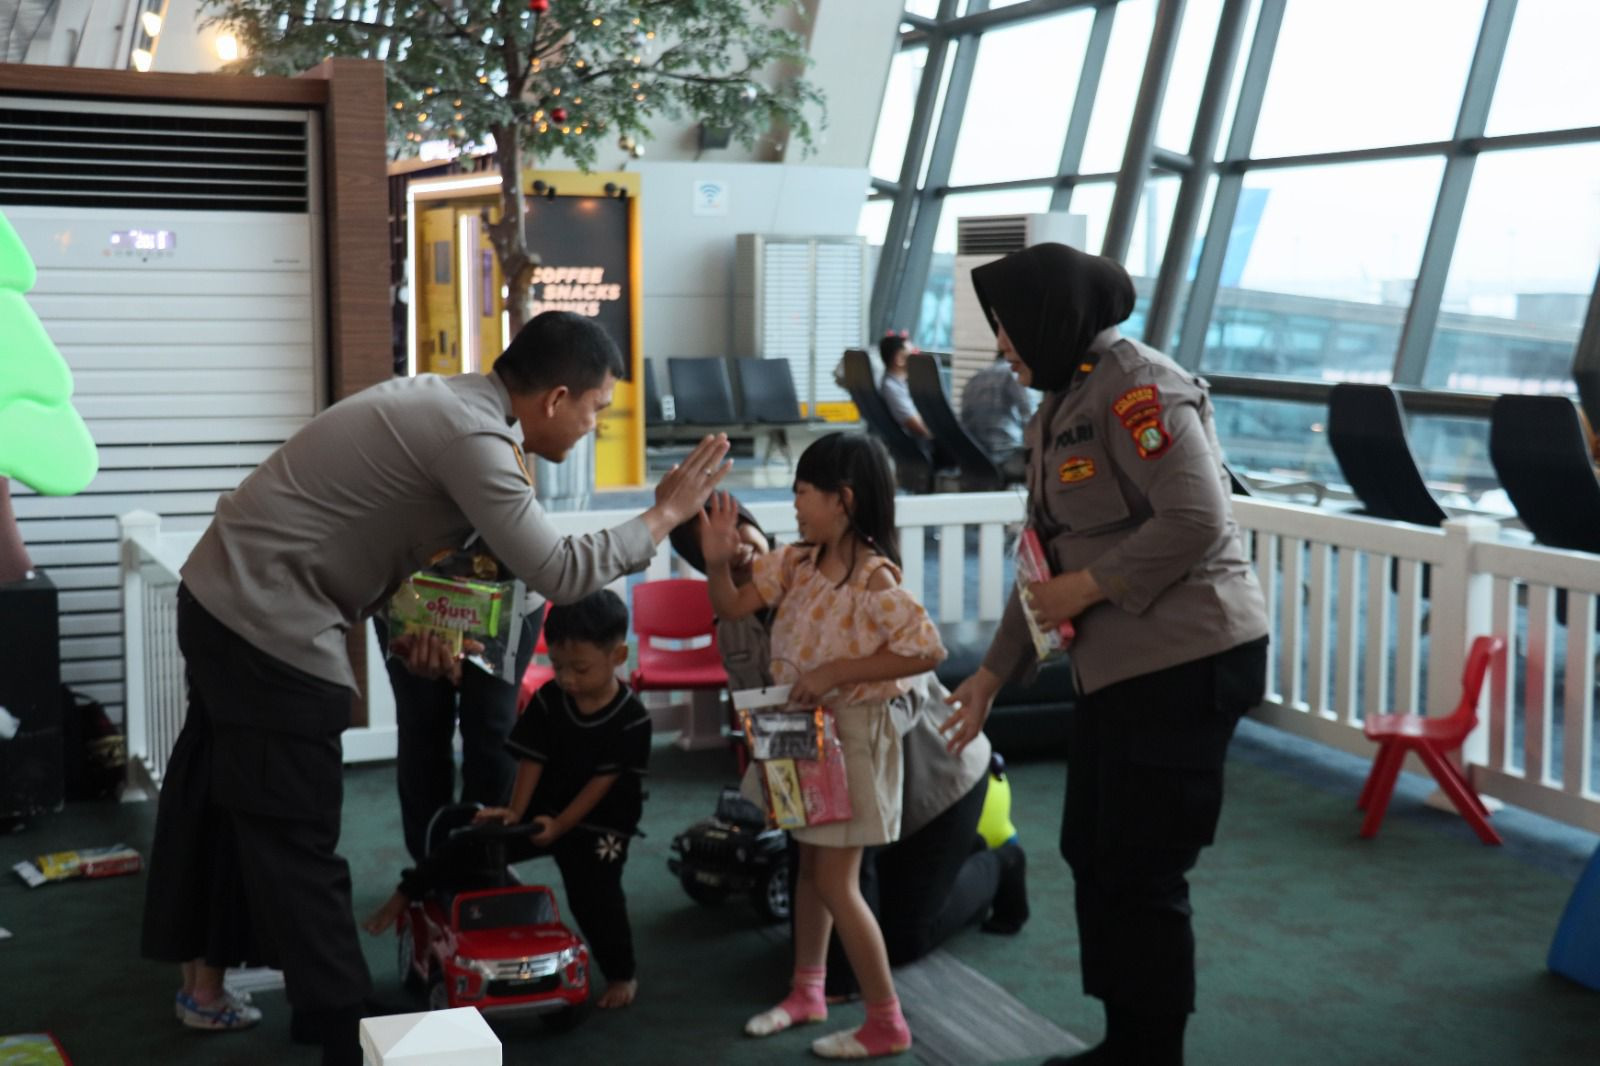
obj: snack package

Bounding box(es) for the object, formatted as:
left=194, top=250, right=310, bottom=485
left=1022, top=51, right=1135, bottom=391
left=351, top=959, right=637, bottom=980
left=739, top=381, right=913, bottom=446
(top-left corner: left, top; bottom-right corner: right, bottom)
left=13, top=844, right=142, bottom=888
left=733, top=684, right=852, bottom=830
left=386, top=572, right=528, bottom=684
left=1017, top=527, right=1076, bottom=661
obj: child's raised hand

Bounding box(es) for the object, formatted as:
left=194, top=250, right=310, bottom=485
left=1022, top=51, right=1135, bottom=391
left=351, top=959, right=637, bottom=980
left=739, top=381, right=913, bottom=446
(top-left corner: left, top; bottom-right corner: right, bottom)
left=473, top=806, right=516, bottom=826
left=699, top=491, right=743, bottom=569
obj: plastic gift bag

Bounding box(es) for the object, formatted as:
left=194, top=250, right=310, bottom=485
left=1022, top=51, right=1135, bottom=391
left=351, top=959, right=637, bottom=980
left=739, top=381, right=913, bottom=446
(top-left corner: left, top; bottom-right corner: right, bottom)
left=732, top=683, right=852, bottom=830
left=1016, top=527, right=1075, bottom=661
left=386, top=572, right=529, bottom=684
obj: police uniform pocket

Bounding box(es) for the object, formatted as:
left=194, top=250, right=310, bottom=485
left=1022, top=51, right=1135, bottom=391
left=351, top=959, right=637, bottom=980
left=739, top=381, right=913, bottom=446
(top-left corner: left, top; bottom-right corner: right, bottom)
left=1042, top=447, right=1130, bottom=534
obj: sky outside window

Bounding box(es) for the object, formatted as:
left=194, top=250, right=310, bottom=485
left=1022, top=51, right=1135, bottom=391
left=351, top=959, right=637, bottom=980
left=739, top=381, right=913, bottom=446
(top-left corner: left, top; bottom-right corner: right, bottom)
left=947, top=11, right=1093, bottom=186
left=1250, top=0, right=1484, bottom=158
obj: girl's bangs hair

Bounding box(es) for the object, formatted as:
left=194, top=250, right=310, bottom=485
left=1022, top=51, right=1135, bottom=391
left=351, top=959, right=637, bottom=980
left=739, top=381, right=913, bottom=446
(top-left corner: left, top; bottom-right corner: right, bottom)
left=793, top=432, right=900, bottom=569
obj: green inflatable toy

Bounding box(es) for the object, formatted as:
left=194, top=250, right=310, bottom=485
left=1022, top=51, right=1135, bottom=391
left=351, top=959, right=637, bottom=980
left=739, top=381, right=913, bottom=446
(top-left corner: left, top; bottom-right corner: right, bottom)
left=0, top=209, right=98, bottom=496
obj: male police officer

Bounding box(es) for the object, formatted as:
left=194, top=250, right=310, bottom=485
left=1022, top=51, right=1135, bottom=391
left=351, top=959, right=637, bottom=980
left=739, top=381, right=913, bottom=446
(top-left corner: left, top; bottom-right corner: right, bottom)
left=143, top=311, right=730, bottom=1065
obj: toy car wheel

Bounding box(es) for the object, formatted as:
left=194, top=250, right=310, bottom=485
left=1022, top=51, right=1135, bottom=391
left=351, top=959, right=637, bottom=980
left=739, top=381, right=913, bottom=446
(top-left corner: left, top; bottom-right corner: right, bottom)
left=754, top=863, right=791, bottom=923
left=397, top=918, right=425, bottom=994
left=680, top=868, right=730, bottom=907
left=427, top=972, right=451, bottom=1012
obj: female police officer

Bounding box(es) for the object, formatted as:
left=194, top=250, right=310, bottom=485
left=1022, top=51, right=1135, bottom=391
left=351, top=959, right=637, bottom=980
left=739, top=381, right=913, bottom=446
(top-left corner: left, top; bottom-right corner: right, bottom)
left=941, top=243, right=1268, bottom=1066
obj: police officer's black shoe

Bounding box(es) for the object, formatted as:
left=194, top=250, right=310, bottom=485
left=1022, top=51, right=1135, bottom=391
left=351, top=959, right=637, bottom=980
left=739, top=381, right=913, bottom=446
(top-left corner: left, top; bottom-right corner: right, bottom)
left=981, top=839, right=1029, bottom=934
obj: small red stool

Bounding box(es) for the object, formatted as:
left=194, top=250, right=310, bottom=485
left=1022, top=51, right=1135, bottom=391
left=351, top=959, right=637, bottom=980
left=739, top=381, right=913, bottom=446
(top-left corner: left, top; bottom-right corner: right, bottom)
left=1357, top=634, right=1505, bottom=845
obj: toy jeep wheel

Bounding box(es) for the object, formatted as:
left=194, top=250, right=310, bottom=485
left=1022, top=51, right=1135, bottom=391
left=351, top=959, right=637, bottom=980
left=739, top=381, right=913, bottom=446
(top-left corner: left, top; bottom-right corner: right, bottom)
left=680, top=868, right=730, bottom=906
left=427, top=972, right=450, bottom=1011
left=754, top=863, right=791, bottom=923
left=397, top=919, right=425, bottom=994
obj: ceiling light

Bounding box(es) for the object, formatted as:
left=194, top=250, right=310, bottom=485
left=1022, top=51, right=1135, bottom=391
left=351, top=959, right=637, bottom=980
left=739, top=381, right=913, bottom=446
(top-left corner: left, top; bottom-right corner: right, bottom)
left=140, top=11, right=162, bottom=37
left=131, top=48, right=153, bottom=72
left=215, top=33, right=239, bottom=61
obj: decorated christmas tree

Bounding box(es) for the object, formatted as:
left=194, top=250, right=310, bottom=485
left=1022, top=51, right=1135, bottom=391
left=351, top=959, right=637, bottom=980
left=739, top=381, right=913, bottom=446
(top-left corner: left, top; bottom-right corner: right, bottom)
left=0, top=210, right=99, bottom=583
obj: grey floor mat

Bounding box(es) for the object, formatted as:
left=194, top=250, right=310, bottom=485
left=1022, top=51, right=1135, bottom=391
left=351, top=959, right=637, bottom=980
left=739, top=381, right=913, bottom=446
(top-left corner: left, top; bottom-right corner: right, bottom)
left=896, top=948, right=1084, bottom=1065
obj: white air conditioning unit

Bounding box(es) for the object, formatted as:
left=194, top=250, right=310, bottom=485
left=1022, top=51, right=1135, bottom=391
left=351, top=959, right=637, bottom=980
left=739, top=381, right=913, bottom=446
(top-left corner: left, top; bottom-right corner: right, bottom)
left=951, top=213, right=1087, bottom=405
left=3, top=96, right=324, bottom=723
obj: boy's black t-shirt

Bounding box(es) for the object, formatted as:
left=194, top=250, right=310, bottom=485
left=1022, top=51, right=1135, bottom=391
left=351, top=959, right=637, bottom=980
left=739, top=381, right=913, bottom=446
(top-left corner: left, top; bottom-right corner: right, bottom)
left=506, top=680, right=651, bottom=836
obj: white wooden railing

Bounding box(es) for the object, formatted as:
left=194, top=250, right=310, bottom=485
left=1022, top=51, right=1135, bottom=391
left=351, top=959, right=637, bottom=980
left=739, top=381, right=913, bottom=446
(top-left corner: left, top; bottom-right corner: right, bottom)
left=120, top=491, right=1600, bottom=831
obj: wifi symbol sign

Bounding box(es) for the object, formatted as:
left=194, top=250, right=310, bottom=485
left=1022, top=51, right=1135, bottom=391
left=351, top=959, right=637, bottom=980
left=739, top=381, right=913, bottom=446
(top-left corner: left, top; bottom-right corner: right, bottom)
left=693, top=180, right=727, bottom=215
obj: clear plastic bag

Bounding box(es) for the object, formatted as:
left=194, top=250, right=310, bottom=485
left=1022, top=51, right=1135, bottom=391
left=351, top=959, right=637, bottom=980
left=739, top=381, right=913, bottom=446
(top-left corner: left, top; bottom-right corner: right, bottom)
left=732, top=684, right=852, bottom=830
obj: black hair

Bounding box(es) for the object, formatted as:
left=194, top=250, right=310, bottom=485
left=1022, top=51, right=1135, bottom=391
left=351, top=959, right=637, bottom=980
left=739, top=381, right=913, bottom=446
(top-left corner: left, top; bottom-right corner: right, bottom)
left=877, top=332, right=908, bottom=369
left=542, top=588, right=629, bottom=648
left=493, top=311, right=627, bottom=395
left=793, top=432, right=899, bottom=584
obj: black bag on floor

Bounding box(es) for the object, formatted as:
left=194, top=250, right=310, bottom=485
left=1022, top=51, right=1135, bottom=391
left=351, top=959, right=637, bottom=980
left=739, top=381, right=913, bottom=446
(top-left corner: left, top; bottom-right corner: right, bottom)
left=61, top=686, right=125, bottom=801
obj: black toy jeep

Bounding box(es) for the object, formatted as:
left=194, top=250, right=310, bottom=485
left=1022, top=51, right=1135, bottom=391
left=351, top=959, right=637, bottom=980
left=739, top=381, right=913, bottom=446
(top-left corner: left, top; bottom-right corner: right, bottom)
left=668, top=786, right=791, bottom=922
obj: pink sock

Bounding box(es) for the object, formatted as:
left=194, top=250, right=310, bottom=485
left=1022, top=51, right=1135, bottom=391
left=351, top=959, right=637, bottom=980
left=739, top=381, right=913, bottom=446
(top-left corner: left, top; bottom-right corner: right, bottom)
left=774, top=965, right=827, bottom=1024
left=854, top=996, right=911, bottom=1055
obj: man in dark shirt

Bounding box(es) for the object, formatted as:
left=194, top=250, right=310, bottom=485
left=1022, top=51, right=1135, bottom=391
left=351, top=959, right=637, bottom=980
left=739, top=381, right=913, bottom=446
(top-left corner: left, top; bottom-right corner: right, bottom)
left=365, top=590, right=651, bottom=1009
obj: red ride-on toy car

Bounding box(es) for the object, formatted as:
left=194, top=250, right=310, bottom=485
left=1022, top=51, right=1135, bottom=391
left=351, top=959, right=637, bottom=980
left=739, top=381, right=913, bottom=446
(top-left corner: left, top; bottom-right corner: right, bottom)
left=396, top=809, right=591, bottom=1029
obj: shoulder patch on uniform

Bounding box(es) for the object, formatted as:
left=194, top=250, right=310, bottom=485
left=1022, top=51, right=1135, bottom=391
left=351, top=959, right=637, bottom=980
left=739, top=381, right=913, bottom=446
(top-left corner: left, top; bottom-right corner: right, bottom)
left=1058, top=456, right=1096, bottom=483
left=1113, top=385, right=1172, bottom=460
left=1112, top=384, right=1161, bottom=425
left=510, top=441, right=533, bottom=486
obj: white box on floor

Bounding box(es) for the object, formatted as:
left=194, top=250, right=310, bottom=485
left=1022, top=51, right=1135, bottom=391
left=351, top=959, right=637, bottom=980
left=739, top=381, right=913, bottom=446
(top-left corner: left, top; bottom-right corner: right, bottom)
left=359, top=1008, right=501, bottom=1065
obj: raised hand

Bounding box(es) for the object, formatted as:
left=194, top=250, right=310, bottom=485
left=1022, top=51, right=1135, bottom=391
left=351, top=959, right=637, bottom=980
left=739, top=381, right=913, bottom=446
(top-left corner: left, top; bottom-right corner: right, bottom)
left=655, top=434, right=732, bottom=526
left=699, top=491, right=744, bottom=569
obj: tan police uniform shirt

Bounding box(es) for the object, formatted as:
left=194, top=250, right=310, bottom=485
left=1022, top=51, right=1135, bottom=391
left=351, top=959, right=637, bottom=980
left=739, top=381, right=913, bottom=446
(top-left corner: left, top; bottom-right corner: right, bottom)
left=182, top=372, right=654, bottom=691
left=981, top=328, right=1268, bottom=696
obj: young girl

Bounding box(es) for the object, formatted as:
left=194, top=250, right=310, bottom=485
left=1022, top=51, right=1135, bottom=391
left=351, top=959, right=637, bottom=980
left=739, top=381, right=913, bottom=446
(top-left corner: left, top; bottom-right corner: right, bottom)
left=701, top=432, right=945, bottom=1060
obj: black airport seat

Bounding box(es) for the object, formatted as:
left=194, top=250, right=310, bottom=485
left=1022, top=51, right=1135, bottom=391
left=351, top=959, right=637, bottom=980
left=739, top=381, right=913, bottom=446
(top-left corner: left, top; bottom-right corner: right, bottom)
left=1327, top=383, right=1448, bottom=527
left=643, top=356, right=668, bottom=426
left=667, top=356, right=738, bottom=425
left=837, top=348, right=940, bottom=493
left=906, top=352, right=1006, bottom=491
left=1489, top=393, right=1600, bottom=628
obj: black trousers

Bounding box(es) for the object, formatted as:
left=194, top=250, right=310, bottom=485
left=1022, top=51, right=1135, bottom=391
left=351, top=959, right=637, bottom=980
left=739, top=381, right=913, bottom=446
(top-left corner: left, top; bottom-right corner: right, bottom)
left=1060, top=637, right=1267, bottom=1015
left=142, top=587, right=372, bottom=1013
left=377, top=612, right=539, bottom=863
left=816, top=775, right=997, bottom=993
left=405, top=820, right=638, bottom=983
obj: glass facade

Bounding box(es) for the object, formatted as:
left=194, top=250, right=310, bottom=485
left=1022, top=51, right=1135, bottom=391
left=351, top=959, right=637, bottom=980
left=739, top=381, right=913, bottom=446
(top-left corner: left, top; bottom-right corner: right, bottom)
left=867, top=0, right=1600, bottom=497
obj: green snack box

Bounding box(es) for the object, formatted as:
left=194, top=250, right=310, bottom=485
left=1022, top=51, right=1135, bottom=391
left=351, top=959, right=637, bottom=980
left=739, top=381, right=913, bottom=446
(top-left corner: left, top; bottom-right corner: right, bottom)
left=388, top=573, right=507, bottom=656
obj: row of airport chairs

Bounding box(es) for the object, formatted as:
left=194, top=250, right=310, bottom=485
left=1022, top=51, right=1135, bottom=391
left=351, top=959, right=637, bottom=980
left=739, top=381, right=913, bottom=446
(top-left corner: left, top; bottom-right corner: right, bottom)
left=643, top=356, right=815, bottom=464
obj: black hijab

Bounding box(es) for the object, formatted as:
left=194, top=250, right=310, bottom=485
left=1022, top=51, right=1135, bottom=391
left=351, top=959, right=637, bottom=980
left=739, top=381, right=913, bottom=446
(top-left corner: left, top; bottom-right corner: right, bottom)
left=970, top=242, right=1136, bottom=392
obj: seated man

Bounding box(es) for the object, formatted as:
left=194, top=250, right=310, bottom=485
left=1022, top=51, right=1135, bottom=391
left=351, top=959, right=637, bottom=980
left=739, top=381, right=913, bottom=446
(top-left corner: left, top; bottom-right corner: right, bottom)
left=960, top=350, right=1035, bottom=481
left=877, top=331, right=931, bottom=440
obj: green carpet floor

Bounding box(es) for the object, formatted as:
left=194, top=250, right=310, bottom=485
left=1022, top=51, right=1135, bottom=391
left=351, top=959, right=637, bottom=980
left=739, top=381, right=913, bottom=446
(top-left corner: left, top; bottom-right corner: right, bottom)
left=3, top=717, right=1596, bottom=1065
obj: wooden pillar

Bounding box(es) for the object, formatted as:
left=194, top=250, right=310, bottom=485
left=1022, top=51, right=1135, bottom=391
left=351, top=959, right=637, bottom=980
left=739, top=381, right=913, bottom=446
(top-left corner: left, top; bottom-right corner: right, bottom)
left=300, top=57, right=391, bottom=727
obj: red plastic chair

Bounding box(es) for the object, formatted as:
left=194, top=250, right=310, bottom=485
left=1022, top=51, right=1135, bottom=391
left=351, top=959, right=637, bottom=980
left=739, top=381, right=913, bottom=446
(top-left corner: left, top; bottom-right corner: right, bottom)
left=628, top=579, right=729, bottom=696
left=1357, top=634, right=1506, bottom=845
left=516, top=625, right=554, bottom=714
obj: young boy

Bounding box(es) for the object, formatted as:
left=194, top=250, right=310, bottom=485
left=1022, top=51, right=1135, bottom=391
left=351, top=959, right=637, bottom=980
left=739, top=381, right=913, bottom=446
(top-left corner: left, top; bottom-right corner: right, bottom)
left=364, top=589, right=651, bottom=1009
